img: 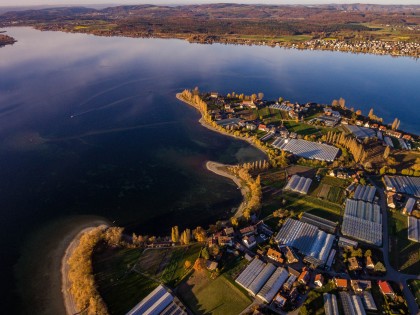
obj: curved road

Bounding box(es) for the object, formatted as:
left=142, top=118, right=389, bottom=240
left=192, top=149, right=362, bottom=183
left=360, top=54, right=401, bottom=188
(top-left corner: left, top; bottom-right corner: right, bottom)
left=369, top=177, right=419, bottom=314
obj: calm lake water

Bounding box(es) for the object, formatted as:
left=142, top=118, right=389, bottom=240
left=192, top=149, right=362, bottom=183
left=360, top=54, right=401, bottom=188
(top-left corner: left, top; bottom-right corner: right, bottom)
left=0, top=27, right=419, bottom=313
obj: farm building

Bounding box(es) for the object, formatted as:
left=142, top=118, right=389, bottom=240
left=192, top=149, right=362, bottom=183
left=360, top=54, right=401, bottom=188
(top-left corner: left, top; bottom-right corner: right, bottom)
left=353, top=185, right=376, bottom=203
left=127, top=284, right=187, bottom=315
left=256, top=267, right=289, bottom=303
left=272, top=138, right=339, bottom=162
left=384, top=175, right=420, bottom=197
left=403, top=198, right=416, bottom=215
left=235, top=258, right=265, bottom=290
left=408, top=216, right=420, bottom=243
left=269, top=103, right=292, bottom=111
left=301, top=212, right=338, bottom=234
left=284, top=175, right=313, bottom=195
left=345, top=125, right=376, bottom=139
left=362, top=291, right=378, bottom=311
left=323, top=293, right=339, bottom=315
left=341, top=199, right=382, bottom=246
left=247, top=263, right=276, bottom=296
left=275, top=219, right=334, bottom=266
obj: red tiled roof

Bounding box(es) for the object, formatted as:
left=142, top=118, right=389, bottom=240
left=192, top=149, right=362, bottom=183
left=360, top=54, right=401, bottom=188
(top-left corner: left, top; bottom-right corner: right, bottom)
left=378, top=281, right=394, bottom=295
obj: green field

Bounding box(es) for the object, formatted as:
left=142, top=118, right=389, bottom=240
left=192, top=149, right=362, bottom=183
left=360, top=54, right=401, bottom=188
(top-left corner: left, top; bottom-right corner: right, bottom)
left=283, top=121, right=322, bottom=136
left=93, top=248, right=159, bottom=315
left=93, top=244, right=202, bottom=315
left=388, top=211, right=420, bottom=274
left=178, top=272, right=252, bottom=315
left=408, top=280, right=420, bottom=307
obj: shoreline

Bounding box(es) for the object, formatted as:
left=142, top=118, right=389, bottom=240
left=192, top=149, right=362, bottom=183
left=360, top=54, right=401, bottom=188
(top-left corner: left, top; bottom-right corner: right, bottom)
left=61, top=221, right=109, bottom=315
left=206, top=161, right=249, bottom=219
left=176, top=93, right=267, bottom=158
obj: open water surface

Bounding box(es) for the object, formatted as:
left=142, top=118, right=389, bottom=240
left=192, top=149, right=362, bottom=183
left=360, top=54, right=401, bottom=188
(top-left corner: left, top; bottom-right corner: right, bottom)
left=0, top=27, right=419, bottom=313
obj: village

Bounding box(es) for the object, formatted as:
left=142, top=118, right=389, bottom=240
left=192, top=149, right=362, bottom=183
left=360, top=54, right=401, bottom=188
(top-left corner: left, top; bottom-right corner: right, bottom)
left=115, top=90, right=420, bottom=315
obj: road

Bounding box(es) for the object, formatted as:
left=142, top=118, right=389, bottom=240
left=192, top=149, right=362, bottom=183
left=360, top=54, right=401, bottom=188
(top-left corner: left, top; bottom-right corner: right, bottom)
left=368, top=177, right=420, bottom=314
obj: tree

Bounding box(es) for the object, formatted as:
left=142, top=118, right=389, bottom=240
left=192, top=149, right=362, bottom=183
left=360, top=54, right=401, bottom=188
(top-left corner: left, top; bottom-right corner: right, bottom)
left=193, top=226, right=207, bottom=242
left=384, top=146, right=391, bottom=159
left=171, top=226, right=179, bottom=243
left=278, top=97, right=283, bottom=103
left=201, top=247, right=210, bottom=260
left=230, top=217, right=238, bottom=227
left=391, top=118, right=400, bottom=130
left=368, top=108, right=374, bottom=119
left=374, top=261, right=387, bottom=273
left=193, top=258, right=206, bottom=271
left=258, top=92, right=264, bottom=100
left=184, top=260, right=192, bottom=269
left=364, top=249, right=372, bottom=257
left=355, top=109, right=362, bottom=116
left=331, top=99, right=339, bottom=107
left=251, top=94, right=257, bottom=101
left=180, top=229, right=191, bottom=245
left=338, top=97, right=346, bottom=109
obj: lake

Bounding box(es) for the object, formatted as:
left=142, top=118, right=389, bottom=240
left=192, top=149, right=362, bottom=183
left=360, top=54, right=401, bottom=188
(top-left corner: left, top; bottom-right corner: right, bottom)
left=0, top=27, right=419, bottom=313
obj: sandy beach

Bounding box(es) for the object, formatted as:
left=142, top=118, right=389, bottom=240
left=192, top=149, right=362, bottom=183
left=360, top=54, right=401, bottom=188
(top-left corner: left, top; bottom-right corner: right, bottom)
left=62, top=223, right=109, bottom=315
left=206, top=161, right=249, bottom=219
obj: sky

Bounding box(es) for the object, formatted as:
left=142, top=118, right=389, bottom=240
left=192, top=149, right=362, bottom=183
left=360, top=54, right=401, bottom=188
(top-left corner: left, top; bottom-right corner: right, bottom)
left=1, top=0, right=419, bottom=7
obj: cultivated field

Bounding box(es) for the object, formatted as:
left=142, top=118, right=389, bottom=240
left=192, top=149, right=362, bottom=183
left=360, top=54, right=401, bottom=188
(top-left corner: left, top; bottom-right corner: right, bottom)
left=178, top=271, right=252, bottom=315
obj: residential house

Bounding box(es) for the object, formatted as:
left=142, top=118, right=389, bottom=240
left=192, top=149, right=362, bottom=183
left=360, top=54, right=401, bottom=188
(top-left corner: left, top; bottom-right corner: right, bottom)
left=273, top=294, right=287, bottom=308
left=314, top=274, right=324, bottom=287
left=379, top=125, right=387, bottom=131
left=334, top=278, right=348, bottom=290
left=283, top=246, right=299, bottom=264
left=348, top=257, right=362, bottom=271
left=210, top=92, right=218, bottom=98
left=267, top=248, right=284, bottom=264
left=218, top=236, right=233, bottom=247
left=386, top=130, right=402, bottom=138
left=351, top=280, right=372, bottom=294
left=365, top=256, right=375, bottom=270
left=371, top=123, right=379, bottom=129
left=258, top=124, right=269, bottom=132
left=387, top=192, right=396, bottom=209
left=206, top=260, right=218, bottom=271
left=283, top=275, right=297, bottom=291
left=224, top=227, right=234, bottom=237
left=378, top=281, right=396, bottom=299
left=298, top=269, right=310, bottom=285
left=245, top=122, right=257, bottom=131
left=242, top=100, right=256, bottom=109
left=402, top=134, right=413, bottom=141
left=355, top=120, right=363, bottom=126
left=243, top=235, right=256, bottom=249
left=240, top=225, right=256, bottom=237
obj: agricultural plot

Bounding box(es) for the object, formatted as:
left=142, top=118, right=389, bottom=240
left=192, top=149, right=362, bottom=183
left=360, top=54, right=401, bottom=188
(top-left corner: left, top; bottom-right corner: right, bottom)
left=317, top=184, right=331, bottom=199
left=178, top=271, right=252, bottom=315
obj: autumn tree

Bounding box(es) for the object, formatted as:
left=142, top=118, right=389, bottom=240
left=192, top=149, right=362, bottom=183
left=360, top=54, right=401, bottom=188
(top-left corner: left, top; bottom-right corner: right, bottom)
left=364, top=249, right=372, bottom=257
left=258, top=92, right=264, bottom=100
left=171, top=226, right=179, bottom=243
left=384, top=146, right=391, bottom=159
left=193, top=226, right=207, bottom=242
left=338, top=97, right=346, bottom=109
left=180, top=228, right=191, bottom=245
left=368, top=108, right=374, bottom=119
left=391, top=118, right=400, bottom=130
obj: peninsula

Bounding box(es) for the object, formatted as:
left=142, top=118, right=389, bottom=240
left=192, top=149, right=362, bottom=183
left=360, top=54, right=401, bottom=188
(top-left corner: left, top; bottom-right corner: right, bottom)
left=62, top=89, right=420, bottom=315
left=0, top=33, right=16, bottom=47
left=0, top=4, right=419, bottom=57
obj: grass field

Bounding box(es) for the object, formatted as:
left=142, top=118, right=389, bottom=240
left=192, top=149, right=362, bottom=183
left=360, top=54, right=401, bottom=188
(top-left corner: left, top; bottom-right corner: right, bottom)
left=408, top=280, right=420, bottom=307
left=93, top=248, right=159, bottom=315
left=283, top=121, right=322, bottom=136
left=135, top=244, right=202, bottom=286
left=388, top=211, right=420, bottom=274
left=178, top=271, right=252, bottom=315
left=93, top=244, right=202, bottom=315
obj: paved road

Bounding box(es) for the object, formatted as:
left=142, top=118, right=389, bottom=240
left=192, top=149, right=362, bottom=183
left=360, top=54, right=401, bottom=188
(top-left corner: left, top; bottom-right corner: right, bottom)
left=368, top=177, right=420, bottom=314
